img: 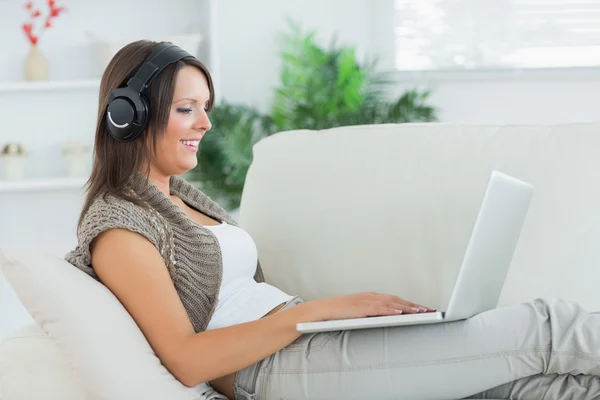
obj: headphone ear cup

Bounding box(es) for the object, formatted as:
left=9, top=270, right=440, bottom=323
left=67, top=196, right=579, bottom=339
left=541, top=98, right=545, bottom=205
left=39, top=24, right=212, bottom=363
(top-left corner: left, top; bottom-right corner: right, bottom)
left=106, top=87, right=149, bottom=142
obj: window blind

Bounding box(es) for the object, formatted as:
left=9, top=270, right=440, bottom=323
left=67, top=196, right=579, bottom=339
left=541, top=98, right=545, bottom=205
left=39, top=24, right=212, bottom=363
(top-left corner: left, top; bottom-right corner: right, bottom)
left=395, top=0, right=600, bottom=70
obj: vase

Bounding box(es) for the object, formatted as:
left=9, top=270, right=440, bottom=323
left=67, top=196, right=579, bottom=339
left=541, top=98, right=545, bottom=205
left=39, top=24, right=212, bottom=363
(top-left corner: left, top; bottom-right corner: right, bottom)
left=1, top=156, right=26, bottom=181
left=64, top=151, right=92, bottom=178
left=62, top=141, right=92, bottom=178
left=24, top=45, right=49, bottom=81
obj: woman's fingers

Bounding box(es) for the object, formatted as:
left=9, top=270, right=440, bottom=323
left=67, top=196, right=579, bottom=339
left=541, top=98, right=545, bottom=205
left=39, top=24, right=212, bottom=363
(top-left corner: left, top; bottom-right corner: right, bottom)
left=378, top=294, right=436, bottom=313
left=365, top=293, right=437, bottom=315
left=370, top=306, right=405, bottom=316
left=369, top=303, right=428, bottom=316
left=398, top=297, right=435, bottom=312
left=393, top=302, right=427, bottom=314
left=366, top=300, right=425, bottom=315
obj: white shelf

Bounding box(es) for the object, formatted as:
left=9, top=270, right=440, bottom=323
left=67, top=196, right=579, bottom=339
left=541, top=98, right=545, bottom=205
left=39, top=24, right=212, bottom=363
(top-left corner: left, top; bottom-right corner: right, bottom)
left=0, top=178, right=87, bottom=193
left=0, top=80, right=100, bottom=93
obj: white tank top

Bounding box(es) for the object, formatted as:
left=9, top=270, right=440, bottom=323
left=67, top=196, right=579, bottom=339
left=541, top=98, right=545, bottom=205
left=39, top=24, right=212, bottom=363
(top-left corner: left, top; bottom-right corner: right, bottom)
left=204, top=221, right=293, bottom=330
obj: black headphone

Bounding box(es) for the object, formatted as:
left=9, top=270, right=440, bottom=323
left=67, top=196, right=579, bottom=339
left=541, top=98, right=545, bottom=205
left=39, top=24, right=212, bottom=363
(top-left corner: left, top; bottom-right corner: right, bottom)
left=105, top=42, right=195, bottom=142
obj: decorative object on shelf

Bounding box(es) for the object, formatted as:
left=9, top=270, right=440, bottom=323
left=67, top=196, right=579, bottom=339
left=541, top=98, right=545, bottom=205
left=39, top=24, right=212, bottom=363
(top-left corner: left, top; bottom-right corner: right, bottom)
left=1, top=143, right=27, bottom=181
left=21, top=0, right=67, bottom=81
left=24, top=45, right=48, bottom=81
left=62, top=141, right=92, bottom=178
left=189, top=20, right=437, bottom=211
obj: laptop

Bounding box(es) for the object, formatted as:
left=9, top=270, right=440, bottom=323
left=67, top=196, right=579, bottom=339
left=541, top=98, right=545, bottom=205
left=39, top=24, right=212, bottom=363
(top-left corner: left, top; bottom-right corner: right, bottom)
left=296, top=170, right=534, bottom=333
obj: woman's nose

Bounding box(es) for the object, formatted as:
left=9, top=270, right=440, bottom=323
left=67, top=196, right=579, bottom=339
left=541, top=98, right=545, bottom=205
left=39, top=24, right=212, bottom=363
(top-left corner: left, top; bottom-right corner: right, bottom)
left=195, top=109, right=212, bottom=132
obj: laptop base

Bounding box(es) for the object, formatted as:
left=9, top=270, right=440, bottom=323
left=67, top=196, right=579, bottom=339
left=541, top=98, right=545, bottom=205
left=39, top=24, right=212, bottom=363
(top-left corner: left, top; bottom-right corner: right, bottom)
left=297, top=311, right=446, bottom=333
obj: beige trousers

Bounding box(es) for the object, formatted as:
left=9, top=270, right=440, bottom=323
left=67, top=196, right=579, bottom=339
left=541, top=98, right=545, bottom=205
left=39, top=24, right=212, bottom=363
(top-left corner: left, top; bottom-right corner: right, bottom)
left=234, top=297, right=600, bottom=400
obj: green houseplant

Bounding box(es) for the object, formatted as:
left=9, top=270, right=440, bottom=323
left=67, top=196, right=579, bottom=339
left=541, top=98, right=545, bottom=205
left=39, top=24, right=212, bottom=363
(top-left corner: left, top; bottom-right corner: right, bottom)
left=191, top=21, right=437, bottom=211
left=271, top=22, right=437, bottom=131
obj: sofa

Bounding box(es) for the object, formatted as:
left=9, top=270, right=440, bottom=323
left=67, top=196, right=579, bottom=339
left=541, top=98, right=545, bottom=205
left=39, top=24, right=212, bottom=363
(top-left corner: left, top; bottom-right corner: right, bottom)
left=2, top=122, right=600, bottom=399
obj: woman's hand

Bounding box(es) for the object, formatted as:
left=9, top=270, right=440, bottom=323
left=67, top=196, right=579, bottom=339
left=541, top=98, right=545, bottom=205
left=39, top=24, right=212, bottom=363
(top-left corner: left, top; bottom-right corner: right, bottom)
left=300, top=292, right=436, bottom=322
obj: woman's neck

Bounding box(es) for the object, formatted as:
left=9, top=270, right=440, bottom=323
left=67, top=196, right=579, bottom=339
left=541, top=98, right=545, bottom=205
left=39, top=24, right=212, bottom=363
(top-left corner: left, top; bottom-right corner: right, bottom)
left=147, top=170, right=171, bottom=197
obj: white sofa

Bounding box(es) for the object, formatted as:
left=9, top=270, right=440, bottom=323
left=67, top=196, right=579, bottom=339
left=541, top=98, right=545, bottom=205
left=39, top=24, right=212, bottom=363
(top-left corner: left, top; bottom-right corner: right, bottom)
left=2, top=122, right=600, bottom=399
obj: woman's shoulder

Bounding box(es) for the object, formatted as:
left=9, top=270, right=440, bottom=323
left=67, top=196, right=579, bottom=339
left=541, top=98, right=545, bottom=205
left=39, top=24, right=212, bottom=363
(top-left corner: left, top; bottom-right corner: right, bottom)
left=79, top=192, right=168, bottom=246
left=66, top=192, right=168, bottom=278
left=83, top=192, right=150, bottom=225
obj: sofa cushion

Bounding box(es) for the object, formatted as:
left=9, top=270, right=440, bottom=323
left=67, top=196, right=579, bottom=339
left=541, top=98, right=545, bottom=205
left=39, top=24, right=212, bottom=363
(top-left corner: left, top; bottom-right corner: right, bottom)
left=0, top=249, right=227, bottom=400
left=239, top=123, right=600, bottom=311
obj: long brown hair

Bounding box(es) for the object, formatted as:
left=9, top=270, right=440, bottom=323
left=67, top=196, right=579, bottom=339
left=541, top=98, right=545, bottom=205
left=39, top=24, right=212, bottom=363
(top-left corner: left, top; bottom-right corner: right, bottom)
left=78, top=40, right=214, bottom=228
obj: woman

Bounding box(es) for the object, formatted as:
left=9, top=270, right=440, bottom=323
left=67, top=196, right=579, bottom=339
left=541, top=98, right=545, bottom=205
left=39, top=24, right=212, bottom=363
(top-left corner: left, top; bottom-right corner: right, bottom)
left=66, top=40, right=600, bottom=400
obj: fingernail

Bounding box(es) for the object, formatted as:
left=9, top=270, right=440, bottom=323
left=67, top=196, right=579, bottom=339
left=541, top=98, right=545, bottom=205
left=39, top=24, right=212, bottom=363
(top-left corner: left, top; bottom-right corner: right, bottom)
left=412, top=307, right=421, bottom=313
left=395, top=309, right=403, bottom=314
left=420, top=307, right=428, bottom=312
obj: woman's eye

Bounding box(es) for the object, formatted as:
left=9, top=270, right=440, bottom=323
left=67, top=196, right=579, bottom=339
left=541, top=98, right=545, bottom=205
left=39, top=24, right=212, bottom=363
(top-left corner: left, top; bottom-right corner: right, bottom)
left=177, top=107, right=193, bottom=115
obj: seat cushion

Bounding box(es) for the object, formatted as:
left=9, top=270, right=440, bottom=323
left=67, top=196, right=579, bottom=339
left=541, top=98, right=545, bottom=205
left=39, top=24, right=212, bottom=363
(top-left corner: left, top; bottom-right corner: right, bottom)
left=0, top=249, right=227, bottom=400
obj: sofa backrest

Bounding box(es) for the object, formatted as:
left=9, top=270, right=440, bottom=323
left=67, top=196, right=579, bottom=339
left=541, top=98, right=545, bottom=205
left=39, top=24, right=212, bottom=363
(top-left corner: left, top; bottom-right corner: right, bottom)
left=239, top=123, right=600, bottom=311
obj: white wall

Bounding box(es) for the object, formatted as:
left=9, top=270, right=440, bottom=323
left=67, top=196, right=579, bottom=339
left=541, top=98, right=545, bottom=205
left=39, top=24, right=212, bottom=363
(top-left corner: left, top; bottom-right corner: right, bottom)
left=216, top=0, right=600, bottom=125
left=393, top=68, right=600, bottom=125
left=215, top=0, right=377, bottom=111
left=0, top=0, right=213, bottom=179
left=0, top=0, right=378, bottom=176
left=215, top=0, right=600, bottom=124
left=2, top=0, right=599, bottom=131
left=0, top=0, right=210, bottom=82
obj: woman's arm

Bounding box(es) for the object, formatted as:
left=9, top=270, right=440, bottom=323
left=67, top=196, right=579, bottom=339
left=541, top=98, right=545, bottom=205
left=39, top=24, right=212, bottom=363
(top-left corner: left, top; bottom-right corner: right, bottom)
left=92, top=228, right=432, bottom=387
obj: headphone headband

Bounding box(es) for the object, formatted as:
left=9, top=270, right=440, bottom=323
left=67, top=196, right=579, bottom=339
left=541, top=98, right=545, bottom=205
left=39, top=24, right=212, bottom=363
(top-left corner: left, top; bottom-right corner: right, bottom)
left=127, top=43, right=193, bottom=93
left=105, top=42, right=196, bottom=142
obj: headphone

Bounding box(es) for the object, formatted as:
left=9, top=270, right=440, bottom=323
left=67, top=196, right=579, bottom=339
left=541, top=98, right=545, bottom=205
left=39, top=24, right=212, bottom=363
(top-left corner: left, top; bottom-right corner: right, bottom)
left=105, top=42, right=195, bottom=142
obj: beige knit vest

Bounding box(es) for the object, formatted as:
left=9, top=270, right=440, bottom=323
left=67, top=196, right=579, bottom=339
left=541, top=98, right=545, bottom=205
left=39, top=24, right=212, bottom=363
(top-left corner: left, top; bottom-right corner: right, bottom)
left=65, top=175, right=265, bottom=333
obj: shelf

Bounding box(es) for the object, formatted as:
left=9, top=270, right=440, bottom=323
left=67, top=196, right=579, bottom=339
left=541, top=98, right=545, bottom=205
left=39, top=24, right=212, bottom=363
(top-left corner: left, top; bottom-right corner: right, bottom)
left=0, top=177, right=87, bottom=193
left=0, top=80, right=100, bottom=94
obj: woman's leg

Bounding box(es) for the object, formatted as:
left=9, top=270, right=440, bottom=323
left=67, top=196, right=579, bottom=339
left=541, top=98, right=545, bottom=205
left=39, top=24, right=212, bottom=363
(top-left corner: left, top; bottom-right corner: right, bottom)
left=467, top=374, right=600, bottom=399
left=234, top=298, right=600, bottom=400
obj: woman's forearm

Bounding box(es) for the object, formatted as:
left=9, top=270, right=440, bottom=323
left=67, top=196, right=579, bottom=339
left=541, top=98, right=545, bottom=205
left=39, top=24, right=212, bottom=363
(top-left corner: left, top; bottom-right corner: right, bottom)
left=172, top=302, right=318, bottom=387
left=169, top=291, right=427, bottom=387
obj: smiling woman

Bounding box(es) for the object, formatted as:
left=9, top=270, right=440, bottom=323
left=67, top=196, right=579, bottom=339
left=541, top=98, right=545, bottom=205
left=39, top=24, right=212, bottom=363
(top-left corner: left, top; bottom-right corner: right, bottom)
left=56, top=38, right=600, bottom=400
left=77, top=40, right=215, bottom=225
left=153, top=65, right=212, bottom=178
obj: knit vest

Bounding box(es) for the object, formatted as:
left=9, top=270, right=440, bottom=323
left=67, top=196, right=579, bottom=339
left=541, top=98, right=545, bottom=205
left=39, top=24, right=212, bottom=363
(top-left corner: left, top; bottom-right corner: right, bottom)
left=65, top=175, right=265, bottom=333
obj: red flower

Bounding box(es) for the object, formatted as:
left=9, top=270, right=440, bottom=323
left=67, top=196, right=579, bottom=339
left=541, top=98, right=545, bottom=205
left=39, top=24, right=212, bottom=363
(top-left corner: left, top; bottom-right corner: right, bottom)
left=22, top=23, right=38, bottom=46
left=21, top=0, right=66, bottom=46
left=49, top=7, right=64, bottom=17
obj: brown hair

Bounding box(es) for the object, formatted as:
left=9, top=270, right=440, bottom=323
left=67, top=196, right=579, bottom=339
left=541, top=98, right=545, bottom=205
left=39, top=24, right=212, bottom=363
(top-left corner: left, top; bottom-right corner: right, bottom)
left=78, top=40, right=214, bottom=228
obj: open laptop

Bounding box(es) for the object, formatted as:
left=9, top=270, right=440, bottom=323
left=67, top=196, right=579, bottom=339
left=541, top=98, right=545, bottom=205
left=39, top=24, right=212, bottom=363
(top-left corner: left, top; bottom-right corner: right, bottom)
left=296, top=170, right=534, bottom=333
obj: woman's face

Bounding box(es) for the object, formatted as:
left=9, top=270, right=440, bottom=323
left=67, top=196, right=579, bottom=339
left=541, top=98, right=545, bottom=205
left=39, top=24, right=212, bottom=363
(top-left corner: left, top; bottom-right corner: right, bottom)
left=149, top=65, right=212, bottom=177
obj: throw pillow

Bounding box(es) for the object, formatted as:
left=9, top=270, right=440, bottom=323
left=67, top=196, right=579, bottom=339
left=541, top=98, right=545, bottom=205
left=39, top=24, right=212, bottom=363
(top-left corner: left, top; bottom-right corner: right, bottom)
left=0, top=249, right=227, bottom=400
